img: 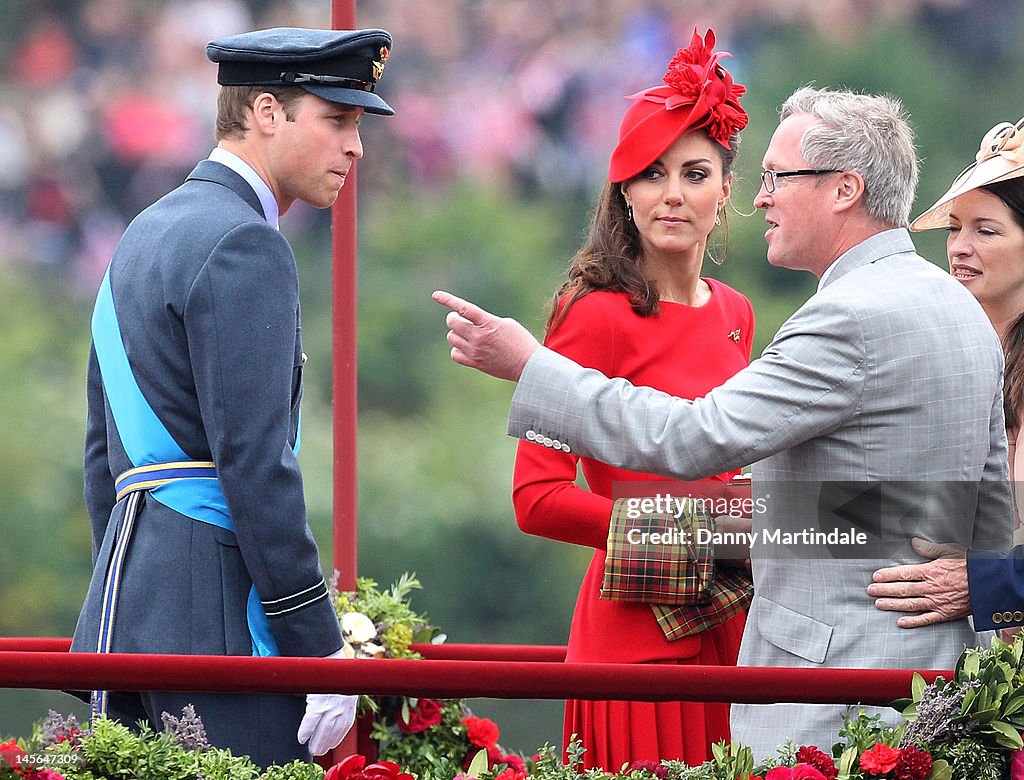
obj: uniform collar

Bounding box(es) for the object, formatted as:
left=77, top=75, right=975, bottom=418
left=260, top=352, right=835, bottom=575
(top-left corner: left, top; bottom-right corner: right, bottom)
left=207, top=147, right=281, bottom=229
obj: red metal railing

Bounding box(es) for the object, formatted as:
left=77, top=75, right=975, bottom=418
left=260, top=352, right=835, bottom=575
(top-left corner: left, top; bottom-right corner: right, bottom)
left=0, top=638, right=946, bottom=706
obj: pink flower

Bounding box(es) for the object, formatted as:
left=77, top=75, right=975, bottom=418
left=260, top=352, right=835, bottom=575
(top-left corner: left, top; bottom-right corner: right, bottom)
left=765, top=766, right=827, bottom=780
left=1012, top=749, right=1024, bottom=780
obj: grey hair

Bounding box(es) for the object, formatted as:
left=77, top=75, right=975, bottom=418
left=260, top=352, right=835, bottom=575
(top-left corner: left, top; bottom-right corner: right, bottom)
left=780, top=86, right=918, bottom=227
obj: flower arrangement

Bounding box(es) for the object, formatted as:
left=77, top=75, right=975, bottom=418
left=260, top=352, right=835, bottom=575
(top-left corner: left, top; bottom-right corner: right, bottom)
left=369, top=697, right=524, bottom=780
left=329, top=574, right=523, bottom=780
left=331, top=572, right=442, bottom=661
left=7, top=576, right=1024, bottom=780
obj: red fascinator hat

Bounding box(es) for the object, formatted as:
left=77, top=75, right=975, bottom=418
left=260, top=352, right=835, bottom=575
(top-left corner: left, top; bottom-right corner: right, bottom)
left=608, top=28, right=748, bottom=183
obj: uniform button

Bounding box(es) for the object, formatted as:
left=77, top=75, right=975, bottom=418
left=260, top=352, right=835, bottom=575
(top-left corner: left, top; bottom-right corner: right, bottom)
left=993, top=613, right=1004, bottom=624
left=301, top=352, right=308, bottom=365
left=1004, top=611, right=1015, bottom=623
left=1014, top=611, right=1024, bottom=622
left=526, top=430, right=537, bottom=441
left=542, top=437, right=553, bottom=447
left=561, top=443, right=571, bottom=453
left=552, top=440, right=561, bottom=449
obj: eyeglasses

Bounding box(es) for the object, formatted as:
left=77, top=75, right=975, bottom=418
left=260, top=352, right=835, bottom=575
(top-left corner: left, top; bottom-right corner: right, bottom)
left=760, top=169, right=841, bottom=193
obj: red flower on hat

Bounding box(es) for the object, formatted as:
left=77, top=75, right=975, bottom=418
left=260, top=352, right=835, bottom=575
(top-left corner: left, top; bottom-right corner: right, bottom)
left=607, top=27, right=748, bottom=181
left=627, top=28, right=748, bottom=148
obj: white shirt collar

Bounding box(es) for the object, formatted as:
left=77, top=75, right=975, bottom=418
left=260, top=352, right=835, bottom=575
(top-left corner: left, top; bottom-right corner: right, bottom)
left=207, top=147, right=280, bottom=229
left=817, top=258, right=839, bottom=291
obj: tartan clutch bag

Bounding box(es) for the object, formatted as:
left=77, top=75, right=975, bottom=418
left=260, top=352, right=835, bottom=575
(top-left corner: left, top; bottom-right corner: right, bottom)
left=600, top=497, right=716, bottom=605
left=651, top=567, right=752, bottom=641
left=600, top=485, right=754, bottom=641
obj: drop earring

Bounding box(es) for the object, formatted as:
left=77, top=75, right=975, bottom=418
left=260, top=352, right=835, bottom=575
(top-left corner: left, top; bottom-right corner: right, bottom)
left=626, top=204, right=634, bottom=222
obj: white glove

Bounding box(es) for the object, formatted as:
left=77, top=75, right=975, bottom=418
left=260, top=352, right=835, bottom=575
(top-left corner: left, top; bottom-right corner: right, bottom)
left=297, top=648, right=358, bottom=756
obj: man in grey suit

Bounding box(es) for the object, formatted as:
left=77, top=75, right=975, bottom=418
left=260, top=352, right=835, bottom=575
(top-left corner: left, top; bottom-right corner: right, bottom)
left=434, top=87, right=1013, bottom=757
left=71, top=27, right=394, bottom=766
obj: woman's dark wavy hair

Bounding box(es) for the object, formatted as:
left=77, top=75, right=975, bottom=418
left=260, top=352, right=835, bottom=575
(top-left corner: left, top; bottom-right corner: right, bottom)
left=546, top=128, right=740, bottom=335
left=987, top=177, right=1024, bottom=428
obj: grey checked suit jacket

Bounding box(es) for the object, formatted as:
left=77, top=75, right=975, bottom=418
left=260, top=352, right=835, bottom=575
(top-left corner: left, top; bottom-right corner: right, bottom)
left=508, top=229, right=1013, bottom=758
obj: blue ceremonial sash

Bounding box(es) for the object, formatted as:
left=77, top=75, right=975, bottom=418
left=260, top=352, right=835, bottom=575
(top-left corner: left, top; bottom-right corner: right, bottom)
left=89, top=268, right=285, bottom=718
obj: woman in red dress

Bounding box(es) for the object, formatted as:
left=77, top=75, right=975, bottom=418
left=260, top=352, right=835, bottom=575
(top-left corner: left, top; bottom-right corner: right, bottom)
left=511, top=30, right=753, bottom=770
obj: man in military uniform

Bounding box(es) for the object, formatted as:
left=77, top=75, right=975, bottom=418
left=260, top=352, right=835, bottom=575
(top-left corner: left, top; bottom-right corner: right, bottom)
left=71, top=26, right=394, bottom=767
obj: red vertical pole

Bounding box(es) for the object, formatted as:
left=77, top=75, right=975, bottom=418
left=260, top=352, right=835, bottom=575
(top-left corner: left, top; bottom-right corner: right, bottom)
left=327, top=0, right=365, bottom=764
left=330, top=0, right=359, bottom=593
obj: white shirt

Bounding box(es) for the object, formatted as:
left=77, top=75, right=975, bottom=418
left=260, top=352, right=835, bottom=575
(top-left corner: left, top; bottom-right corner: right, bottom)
left=207, top=147, right=280, bottom=229
left=817, top=258, right=839, bottom=291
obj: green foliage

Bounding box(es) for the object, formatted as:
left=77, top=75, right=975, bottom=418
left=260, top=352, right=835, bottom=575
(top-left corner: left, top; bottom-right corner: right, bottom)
left=357, top=183, right=574, bottom=417
left=941, top=738, right=1003, bottom=780
left=370, top=699, right=473, bottom=779
left=10, top=711, right=321, bottom=780
left=750, top=741, right=798, bottom=775
left=901, top=635, right=1024, bottom=755
left=195, top=746, right=261, bottom=780
left=834, top=709, right=903, bottom=755
left=77, top=718, right=152, bottom=779
left=333, top=573, right=440, bottom=656
left=708, top=741, right=757, bottom=780
left=260, top=760, right=329, bottom=780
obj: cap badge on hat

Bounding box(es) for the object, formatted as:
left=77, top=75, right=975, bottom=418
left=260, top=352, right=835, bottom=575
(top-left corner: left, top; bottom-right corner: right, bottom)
left=372, top=46, right=390, bottom=82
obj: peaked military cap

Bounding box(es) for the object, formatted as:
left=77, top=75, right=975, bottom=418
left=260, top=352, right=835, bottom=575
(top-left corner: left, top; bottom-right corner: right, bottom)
left=207, top=27, right=394, bottom=116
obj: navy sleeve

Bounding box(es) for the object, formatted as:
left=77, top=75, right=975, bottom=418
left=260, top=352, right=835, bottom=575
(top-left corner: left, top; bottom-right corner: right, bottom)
left=185, top=221, right=342, bottom=657
left=968, top=546, right=1024, bottom=630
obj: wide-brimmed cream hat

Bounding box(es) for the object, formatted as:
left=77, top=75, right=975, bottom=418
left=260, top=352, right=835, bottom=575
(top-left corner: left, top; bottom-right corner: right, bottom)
left=912, top=116, right=1024, bottom=230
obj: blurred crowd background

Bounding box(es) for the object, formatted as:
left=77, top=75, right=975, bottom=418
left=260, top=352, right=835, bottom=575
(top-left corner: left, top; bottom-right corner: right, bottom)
left=1, top=0, right=1013, bottom=292
left=1, top=0, right=1021, bottom=751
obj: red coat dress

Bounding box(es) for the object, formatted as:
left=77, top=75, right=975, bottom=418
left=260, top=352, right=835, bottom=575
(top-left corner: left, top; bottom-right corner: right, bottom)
left=512, top=282, right=754, bottom=769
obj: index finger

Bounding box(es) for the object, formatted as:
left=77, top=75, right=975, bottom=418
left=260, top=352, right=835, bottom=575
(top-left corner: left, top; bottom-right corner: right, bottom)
left=432, top=290, right=491, bottom=326
left=871, top=564, right=924, bottom=584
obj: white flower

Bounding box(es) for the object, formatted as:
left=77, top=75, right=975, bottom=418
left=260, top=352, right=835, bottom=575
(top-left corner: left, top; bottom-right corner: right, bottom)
left=341, top=611, right=377, bottom=644
left=359, top=642, right=387, bottom=659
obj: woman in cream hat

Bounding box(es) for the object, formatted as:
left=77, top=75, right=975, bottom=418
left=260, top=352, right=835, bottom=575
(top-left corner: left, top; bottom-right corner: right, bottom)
left=913, top=117, right=1024, bottom=525
left=511, top=29, right=754, bottom=770
left=868, top=119, right=1024, bottom=637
